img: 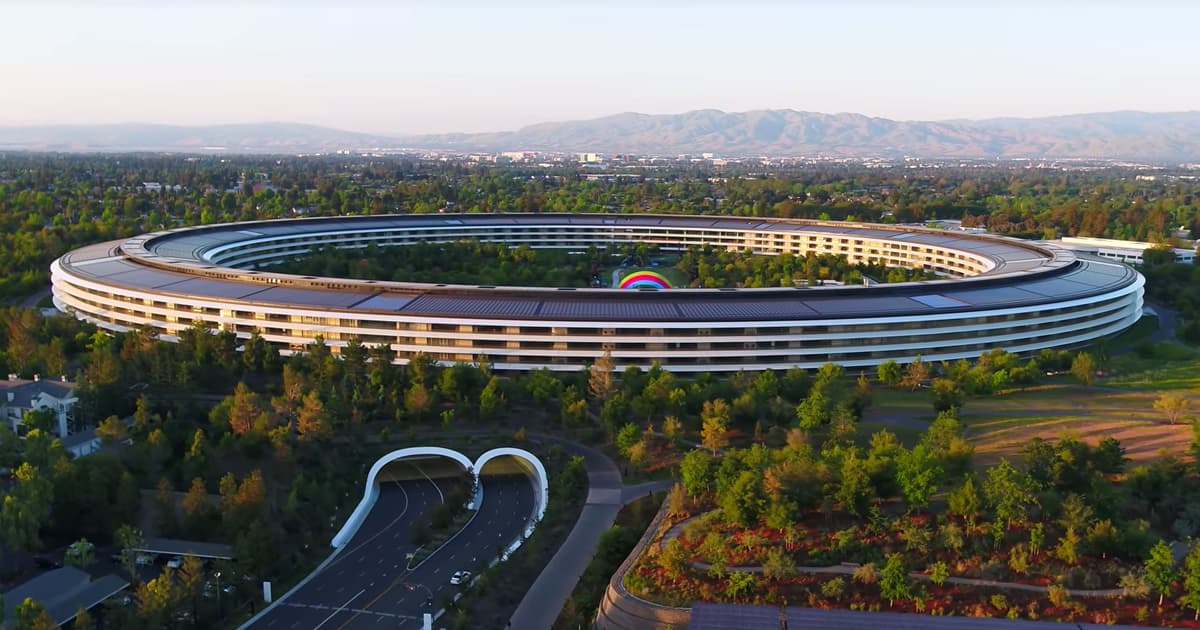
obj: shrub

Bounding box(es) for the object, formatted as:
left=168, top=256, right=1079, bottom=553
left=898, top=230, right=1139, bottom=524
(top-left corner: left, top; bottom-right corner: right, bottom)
left=852, top=563, right=879, bottom=585
left=821, top=576, right=846, bottom=600
left=927, top=561, right=949, bottom=586
left=1047, top=584, right=1071, bottom=608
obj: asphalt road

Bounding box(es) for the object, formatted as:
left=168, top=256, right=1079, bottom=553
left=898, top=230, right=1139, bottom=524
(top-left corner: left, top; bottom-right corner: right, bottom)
left=250, top=465, right=454, bottom=630
left=252, top=471, right=536, bottom=630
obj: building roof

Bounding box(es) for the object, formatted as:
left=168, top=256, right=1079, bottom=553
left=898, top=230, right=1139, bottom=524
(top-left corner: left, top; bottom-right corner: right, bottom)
left=688, top=602, right=1160, bottom=630
left=2, top=566, right=128, bottom=627
left=135, top=537, right=233, bottom=560
left=0, top=378, right=76, bottom=408
left=54, top=214, right=1141, bottom=324
left=60, top=428, right=99, bottom=451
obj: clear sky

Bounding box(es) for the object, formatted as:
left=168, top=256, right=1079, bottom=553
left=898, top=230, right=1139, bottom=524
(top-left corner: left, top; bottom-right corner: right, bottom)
left=2, top=2, right=1196, bottom=134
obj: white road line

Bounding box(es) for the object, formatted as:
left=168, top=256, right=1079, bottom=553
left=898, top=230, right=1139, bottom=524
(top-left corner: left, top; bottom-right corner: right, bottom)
left=329, top=478, right=412, bottom=569
left=311, top=588, right=365, bottom=630
left=411, top=462, right=445, bottom=503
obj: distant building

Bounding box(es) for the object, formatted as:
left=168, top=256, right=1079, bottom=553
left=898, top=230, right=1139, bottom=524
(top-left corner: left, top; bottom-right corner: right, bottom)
left=0, top=375, right=78, bottom=440
left=577, top=153, right=604, bottom=163
left=1056, top=236, right=1195, bottom=265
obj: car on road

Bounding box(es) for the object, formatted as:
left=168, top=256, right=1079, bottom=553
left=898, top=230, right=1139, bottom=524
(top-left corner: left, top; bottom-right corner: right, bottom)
left=449, top=570, right=471, bottom=585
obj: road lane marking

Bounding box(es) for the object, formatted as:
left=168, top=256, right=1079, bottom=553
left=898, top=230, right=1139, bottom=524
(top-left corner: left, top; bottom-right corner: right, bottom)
left=312, top=588, right=366, bottom=630
left=411, top=462, right=444, bottom=503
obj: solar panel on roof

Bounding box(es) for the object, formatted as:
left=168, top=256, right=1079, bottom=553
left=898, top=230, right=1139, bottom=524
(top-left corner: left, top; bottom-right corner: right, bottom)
left=911, top=294, right=969, bottom=309
left=539, top=300, right=681, bottom=319
left=677, top=300, right=817, bottom=319
left=808, top=296, right=931, bottom=316
left=402, top=295, right=542, bottom=317
left=352, top=294, right=416, bottom=311
left=249, top=286, right=374, bottom=308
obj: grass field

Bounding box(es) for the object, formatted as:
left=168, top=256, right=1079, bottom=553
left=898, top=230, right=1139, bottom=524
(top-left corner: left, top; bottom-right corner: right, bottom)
left=1104, top=346, right=1200, bottom=390
left=966, top=415, right=1192, bottom=467
left=865, top=381, right=1197, bottom=468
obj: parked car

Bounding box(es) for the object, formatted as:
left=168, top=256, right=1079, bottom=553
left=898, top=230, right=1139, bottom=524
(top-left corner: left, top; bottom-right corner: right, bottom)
left=449, top=570, right=471, bottom=585
left=166, top=556, right=183, bottom=569
left=33, top=556, right=61, bottom=569
left=135, top=553, right=154, bottom=566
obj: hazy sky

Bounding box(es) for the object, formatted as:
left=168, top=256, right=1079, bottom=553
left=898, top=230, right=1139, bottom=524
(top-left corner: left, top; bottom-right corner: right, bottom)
left=2, top=2, right=1196, bottom=134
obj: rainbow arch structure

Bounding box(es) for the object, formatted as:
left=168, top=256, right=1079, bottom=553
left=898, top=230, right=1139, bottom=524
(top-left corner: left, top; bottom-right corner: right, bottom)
left=619, top=270, right=672, bottom=289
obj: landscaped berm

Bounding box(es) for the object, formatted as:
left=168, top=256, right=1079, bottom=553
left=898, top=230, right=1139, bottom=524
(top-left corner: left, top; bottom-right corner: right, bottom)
left=616, top=350, right=1200, bottom=627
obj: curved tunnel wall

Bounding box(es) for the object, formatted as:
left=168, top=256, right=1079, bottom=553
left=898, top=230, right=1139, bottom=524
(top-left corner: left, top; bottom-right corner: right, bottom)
left=331, top=446, right=548, bottom=549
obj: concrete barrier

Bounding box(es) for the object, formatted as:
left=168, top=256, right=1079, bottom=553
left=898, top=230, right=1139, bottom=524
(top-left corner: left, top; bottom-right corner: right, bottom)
left=594, top=499, right=691, bottom=630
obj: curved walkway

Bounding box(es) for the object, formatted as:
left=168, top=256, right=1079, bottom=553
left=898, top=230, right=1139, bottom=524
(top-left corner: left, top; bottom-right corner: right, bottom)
left=660, top=515, right=1123, bottom=598
left=507, top=434, right=672, bottom=630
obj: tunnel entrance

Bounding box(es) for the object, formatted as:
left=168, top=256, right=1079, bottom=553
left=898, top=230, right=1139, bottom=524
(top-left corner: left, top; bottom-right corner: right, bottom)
left=332, top=446, right=548, bottom=549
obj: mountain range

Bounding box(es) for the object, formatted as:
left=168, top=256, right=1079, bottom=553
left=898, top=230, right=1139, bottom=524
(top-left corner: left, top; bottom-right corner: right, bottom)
left=3, top=110, right=1200, bottom=161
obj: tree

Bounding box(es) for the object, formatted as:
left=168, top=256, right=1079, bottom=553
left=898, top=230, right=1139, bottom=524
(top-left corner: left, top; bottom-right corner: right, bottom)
left=116, top=524, right=144, bottom=583
left=928, top=561, right=949, bottom=586
left=896, top=444, right=942, bottom=511
left=227, top=381, right=264, bottom=435
left=983, top=459, right=1037, bottom=529
left=588, top=351, right=617, bottom=402
left=1184, top=543, right=1200, bottom=620
left=1155, top=391, right=1191, bottom=425
left=181, top=477, right=214, bottom=538
left=719, top=470, right=766, bottom=527
left=661, top=415, right=683, bottom=445
left=877, top=359, right=902, bottom=387
left=65, top=538, right=95, bottom=568
left=154, top=477, right=177, bottom=537
left=947, top=476, right=981, bottom=529
left=559, top=386, right=587, bottom=428
left=296, top=390, right=332, bottom=442
left=658, top=538, right=690, bottom=581
left=699, top=399, right=730, bottom=455
left=1056, top=527, right=1081, bottom=565
left=403, top=382, right=432, bottom=420
left=836, top=449, right=871, bottom=517
left=666, top=483, right=688, bottom=517
left=930, top=377, right=962, bottom=413
left=762, top=547, right=795, bottom=580
left=1070, top=351, right=1096, bottom=386
left=1145, top=539, right=1177, bottom=606
left=880, top=553, right=910, bottom=607
left=72, top=607, right=94, bottom=630
left=15, top=598, right=54, bottom=630
left=1, top=463, right=51, bottom=554
left=680, top=450, right=712, bottom=499
left=95, top=415, right=128, bottom=446
left=901, top=356, right=928, bottom=391
left=615, top=423, right=640, bottom=457
left=478, top=376, right=505, bottom=420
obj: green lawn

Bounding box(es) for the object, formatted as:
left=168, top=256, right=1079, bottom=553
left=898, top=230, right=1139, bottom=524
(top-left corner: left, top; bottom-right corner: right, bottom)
left=1104, top=345, right=1200, bottom=391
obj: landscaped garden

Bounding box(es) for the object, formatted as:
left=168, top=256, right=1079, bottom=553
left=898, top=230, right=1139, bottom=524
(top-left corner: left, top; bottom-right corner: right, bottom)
left=616, top=347, right=1200, bottom=626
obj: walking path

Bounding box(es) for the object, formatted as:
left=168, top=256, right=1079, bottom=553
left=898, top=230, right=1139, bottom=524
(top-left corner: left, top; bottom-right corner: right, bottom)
left=507, top=434, right=671, bottom=629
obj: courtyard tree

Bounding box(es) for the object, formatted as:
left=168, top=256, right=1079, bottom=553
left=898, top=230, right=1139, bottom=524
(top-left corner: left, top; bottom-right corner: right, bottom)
left=1146, top=539, right=1177, bottom=606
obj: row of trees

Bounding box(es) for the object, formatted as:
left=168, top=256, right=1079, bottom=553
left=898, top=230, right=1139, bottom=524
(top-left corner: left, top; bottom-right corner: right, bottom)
left=2, top=152, right=1197, bottom=300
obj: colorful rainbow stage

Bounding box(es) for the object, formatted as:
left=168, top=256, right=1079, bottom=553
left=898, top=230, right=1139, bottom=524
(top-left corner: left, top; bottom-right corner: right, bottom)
left=618, top=270, right=673, bottom=289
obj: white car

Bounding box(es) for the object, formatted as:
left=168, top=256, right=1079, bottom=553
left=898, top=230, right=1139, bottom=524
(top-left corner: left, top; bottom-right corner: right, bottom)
left=166, top=556, right=183, bottom=569
left=449, top=570, right=471, bottom=585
